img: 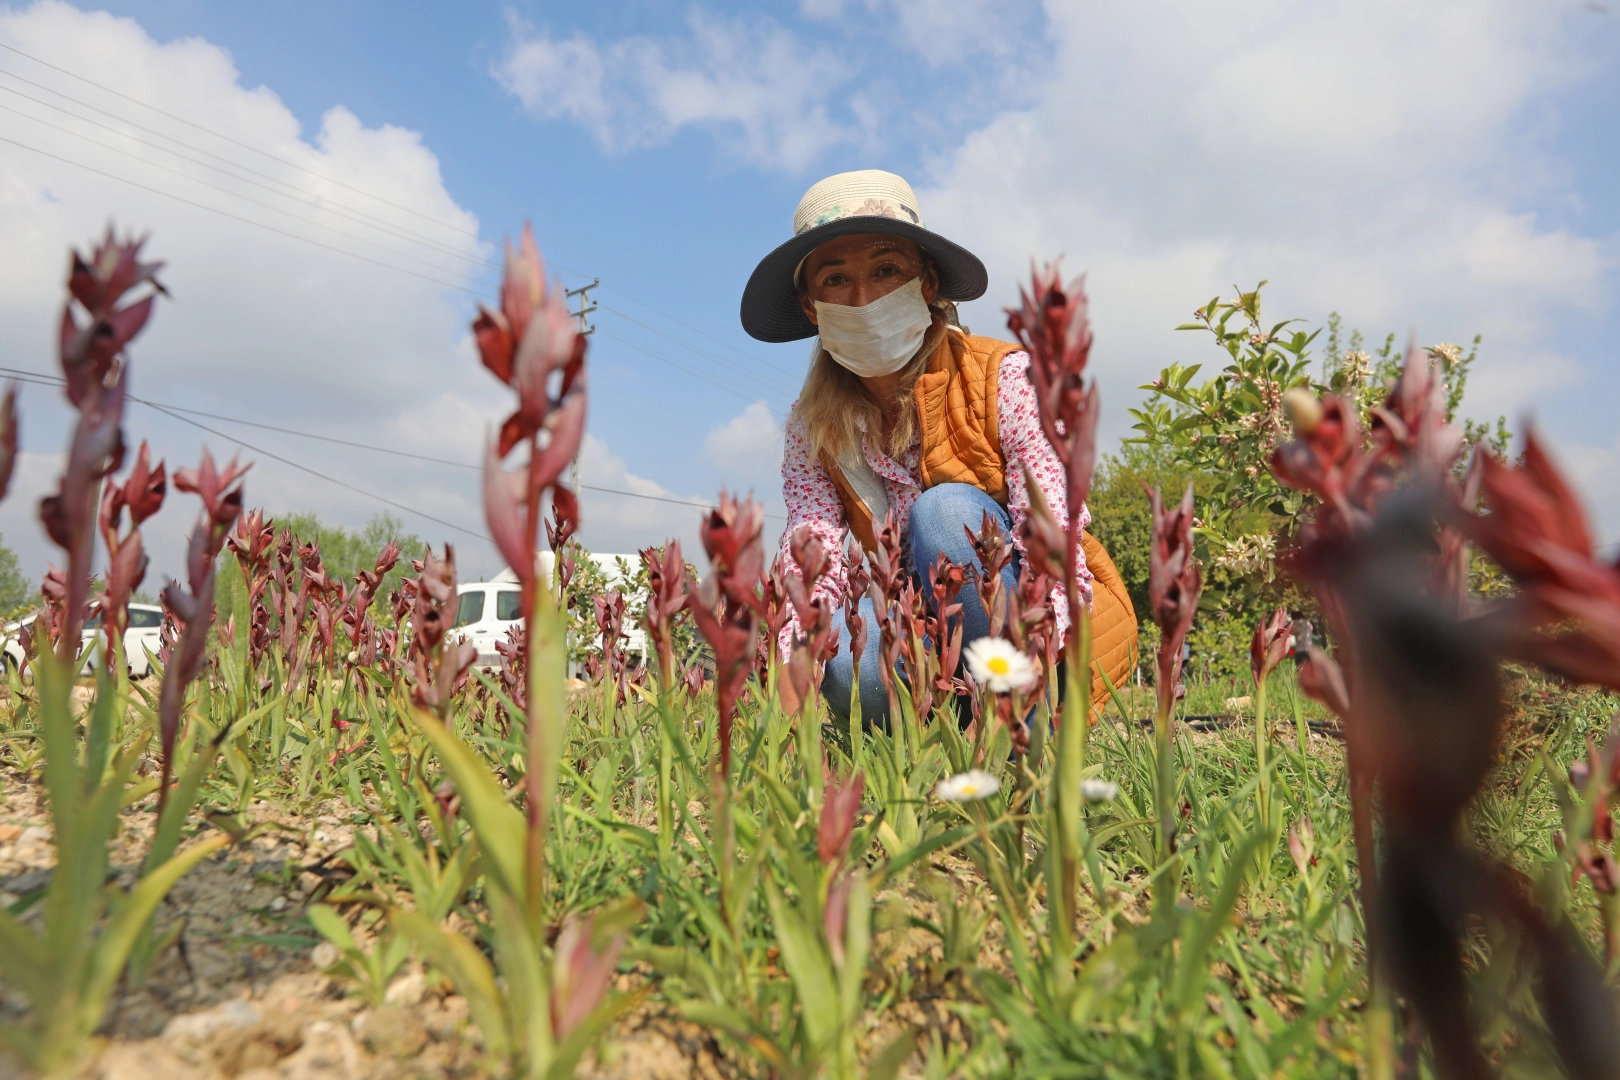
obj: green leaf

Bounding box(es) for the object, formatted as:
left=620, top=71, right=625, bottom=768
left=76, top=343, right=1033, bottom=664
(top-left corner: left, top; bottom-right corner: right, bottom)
left=677, top=1001, right=755, bottom=1040
left=410, top=707, right=528, bottom=902
left=872, top=824, right=973, bottom=887
left=0, top=908, right=46, bottom=998
left=868, top=1029, right=915, bottom=1080
left=765, top=879, right=841, bottom=1054
left=306, top=903, right=359, bottom=955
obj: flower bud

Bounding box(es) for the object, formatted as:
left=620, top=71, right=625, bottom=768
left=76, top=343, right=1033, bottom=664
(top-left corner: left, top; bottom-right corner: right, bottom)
left=1281, top=388, right=1323, bottom=435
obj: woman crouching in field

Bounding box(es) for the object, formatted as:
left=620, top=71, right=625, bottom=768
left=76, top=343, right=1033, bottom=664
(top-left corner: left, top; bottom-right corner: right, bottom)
left=741, top=169, right=1136, bottom=725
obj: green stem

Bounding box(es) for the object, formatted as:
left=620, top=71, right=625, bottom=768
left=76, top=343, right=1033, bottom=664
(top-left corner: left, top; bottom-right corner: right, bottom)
left=848, top=657, right=863, bottom=773
left=657, top=690, right=674, bottom=870
left=1255, top=674, right=1270, bottom=834
left=971, top=802, right=1024, bottom=941
left=1152, top=690, right=1177, bottom=919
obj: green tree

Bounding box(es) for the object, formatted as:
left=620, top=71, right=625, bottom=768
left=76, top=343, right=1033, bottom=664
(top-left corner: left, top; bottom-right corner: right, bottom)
left=0, top=533, right=30, bottom=616
left=1129, top=282, right=1505, bottom=586
left=1087, top=443, right=1198, bottom=622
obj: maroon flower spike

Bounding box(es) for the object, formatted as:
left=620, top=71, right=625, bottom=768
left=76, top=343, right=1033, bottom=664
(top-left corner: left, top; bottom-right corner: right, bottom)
left=155, top=447, right=246, bottom=813
left=408, top=545, right=477, bottom=715
left=1249, top=605, right=1291, bottom=688
left=1006, top=260, right=1098, bottom=633
left=476, top=224, right=588, bottom=628
left=347, top=539, right=400, bottom=642
left=94, top=442, right=165, bottom=665
left=761, top=557, right=792, bottom=671
left=1271, top=393, right=1388, bottom=555
left=686, top=491, right=765, bottom=778
left=682, top=662, right=705, bottom=700
left=1148, top=482, right=1202, bottom=716
left=1368, top=342, right=1463, bottom=481
left=863, top=512, right=909, bottom=716
left=640, top=541, right=689, bottom=687
left=472, top=226, right=588, bottom=455
left=781, top=525, right=839, bottom=714
left=173, top=449, right=250, bottom=540
left=1458, top=430, right=1620, bottom=688
left=44, top=229, right=167, bottom=660
left=967, top=511, right=1014, bottom=640
left=594, top=590, right=630, bottom=702
left=843, top=534, right=871, bottom=668
left=59, top=227, right=166, bottom=406
left=818, top=770, right=865, bottom=868
left=926, top=554, right=970, bottom=709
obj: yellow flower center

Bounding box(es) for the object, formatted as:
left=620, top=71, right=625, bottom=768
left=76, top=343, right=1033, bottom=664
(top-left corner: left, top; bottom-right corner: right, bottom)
left=987, top=657, right=1010, bottom=675
left=961, top=784, right=978, bottom=795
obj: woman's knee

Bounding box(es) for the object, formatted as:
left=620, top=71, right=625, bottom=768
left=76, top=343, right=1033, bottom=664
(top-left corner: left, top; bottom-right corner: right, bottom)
left=911, top=483, right=1006, bottom=564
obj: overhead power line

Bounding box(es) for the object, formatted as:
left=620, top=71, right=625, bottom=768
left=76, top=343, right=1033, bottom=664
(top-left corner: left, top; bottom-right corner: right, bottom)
left=0, top=132, right=484, bottom=295
left=0, top=365, right=784, bottom=522
left=598, top=303, right=800, bottom=398
left=0, top=42, right=480, bottom=239
left=603, top=283, right=803, bottom=378
left=595, top=327, right=788, bottom=412
left=0, top=103, right=485, bottom=279
left=0, top=82, right=495, bottom=267
left=138, top=399, right=491, bottom=541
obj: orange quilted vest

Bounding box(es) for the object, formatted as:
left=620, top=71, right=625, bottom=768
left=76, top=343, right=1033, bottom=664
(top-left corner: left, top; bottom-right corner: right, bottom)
left=821, top=328, right=1139, bottom=711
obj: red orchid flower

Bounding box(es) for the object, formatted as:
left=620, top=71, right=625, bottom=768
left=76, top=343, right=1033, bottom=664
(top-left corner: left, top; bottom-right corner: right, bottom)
left=1250, top=605, right=1291, bottom=688
left=1148, top=481, right=1202, bottom=717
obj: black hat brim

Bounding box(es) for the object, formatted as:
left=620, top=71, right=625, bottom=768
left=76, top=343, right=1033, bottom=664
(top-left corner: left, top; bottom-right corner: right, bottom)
left=739, top=217, right=988, bottom=343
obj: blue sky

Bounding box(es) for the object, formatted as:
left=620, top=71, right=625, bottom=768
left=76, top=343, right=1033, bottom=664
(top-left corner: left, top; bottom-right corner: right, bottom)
left=0, top=0, right=1616, bottom=584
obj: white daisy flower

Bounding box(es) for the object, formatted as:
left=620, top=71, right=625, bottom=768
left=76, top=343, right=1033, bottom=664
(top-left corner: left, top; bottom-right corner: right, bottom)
left=1080, top=779, right=1119, bottom=803
left=964, top=637, right=1038, bottom=693
left=936, top=769, right=1001, bottom=803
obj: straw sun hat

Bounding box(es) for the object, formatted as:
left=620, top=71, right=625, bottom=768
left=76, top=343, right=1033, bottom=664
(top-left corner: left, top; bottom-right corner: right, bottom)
left=739, top=169, right=988, bottom=343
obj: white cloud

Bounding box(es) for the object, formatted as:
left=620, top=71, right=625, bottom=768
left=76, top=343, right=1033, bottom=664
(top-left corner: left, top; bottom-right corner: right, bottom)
left=702, top=401, right=782, bottom=497
left=922, top=0, right=1616, bottom=467
left=495, top=10, right=859, bottom=170
left=574, top=432, right=718, bottom=560
left=0, top=0, right=498, bottom=582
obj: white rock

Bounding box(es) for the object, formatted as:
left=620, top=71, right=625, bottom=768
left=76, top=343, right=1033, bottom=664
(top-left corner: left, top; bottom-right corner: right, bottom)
left=18, top=826, right=49, bottom=845
left=269, top=895, right=288, bottom=913
left=311, top=941, right=341, bottom=970
left=384, top=967, right=426, bottom=1007
left=162, top=998, right=262, bottom=1040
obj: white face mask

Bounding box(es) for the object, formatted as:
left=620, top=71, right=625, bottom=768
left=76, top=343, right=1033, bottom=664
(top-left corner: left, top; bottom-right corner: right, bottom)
left=813, top=277, right=933, bottom=378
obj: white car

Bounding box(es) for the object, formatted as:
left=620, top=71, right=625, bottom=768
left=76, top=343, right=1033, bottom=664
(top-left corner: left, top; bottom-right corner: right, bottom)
left=1, top=602, right=166, bottom=678
left=455, top=556, right=648, bottom=671
left=454, top=576, right=526, bottom=669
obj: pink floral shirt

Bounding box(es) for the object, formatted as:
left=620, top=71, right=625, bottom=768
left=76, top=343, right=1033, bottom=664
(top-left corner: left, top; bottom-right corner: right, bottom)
left=779, top=348, right=1091, bottom=652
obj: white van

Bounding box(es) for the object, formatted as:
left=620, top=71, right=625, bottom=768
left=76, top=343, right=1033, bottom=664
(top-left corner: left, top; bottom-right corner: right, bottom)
left=455, top=556, right=648, bottom=670
left=0, top=601, right=166, bottom=677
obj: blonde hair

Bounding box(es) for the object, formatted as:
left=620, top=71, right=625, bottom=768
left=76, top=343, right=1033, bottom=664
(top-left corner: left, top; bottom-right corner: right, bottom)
left=793, top=305, right=953, bottom=463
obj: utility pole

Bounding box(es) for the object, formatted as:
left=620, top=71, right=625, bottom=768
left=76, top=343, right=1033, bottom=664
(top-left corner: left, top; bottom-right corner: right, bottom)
left=565, top=279, right=599, bottom=495
left=567, top=278, right=598, bottom=336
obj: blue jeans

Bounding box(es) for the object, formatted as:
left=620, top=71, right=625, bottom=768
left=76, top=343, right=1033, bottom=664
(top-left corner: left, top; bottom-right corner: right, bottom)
left=822, top=483, right=1019, bottom=726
